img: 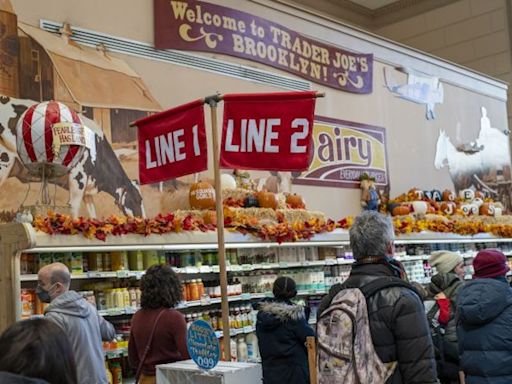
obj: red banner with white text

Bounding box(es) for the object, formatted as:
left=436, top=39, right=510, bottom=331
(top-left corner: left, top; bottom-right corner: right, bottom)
left=135, top=100, right=207, bottom=184
left=220, top=91, right=317, bottom=171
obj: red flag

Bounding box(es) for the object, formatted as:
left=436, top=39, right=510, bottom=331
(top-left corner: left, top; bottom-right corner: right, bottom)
left=135, top=100, right=207, bottom=184
left=220, top=91, right=317, bottom=171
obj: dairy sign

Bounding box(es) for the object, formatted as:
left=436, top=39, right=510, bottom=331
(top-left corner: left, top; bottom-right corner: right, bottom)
left=294, top=117, right=389, bottom=188
left=154, top=0, right=373, bottom=94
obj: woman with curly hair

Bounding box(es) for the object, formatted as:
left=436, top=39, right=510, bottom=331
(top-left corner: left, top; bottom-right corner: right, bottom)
left=129, top=264, right=190, bottom=384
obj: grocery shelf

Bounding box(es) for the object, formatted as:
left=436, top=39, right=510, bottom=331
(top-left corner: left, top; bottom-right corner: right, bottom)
left=215, top=325, right=256, bottom=339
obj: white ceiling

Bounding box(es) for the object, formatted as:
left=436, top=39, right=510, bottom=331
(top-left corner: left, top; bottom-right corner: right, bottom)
left=347, top=0, right=400, bottom=10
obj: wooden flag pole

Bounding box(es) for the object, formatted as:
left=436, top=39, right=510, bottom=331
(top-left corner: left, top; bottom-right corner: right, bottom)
left=204, top=93, right=231, bottom=359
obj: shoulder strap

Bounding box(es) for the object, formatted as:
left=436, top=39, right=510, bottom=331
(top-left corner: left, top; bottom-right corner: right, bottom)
left=359, top=276, right=419, bottom=299
left=135, top=309, right=166, bottom=383
left=319, top=277, right=419, bottom=318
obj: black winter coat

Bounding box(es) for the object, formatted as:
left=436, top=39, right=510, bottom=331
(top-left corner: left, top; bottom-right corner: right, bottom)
left=318, top=262, right=438, bottom=384
left=0, top=372, right=49, bottom=384
left=256, top=299, right=315, bottom=384
left=457, top=278, right=512, bottom=384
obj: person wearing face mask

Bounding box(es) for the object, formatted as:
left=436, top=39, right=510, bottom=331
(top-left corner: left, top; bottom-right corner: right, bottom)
left=426, top=251, right=466, bottom=384
left=37, top=263, right=115, bottom=384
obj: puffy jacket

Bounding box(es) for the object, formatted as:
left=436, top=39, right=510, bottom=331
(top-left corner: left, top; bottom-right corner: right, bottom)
left=426, top=273, right=463, bottom=380
left=45, top=291, right=116, bottom=384
left=0, top=372, right=48, bottom=384
left=457, top=278, right=512, bottom=384
left=318, top=262, right=437, bottom=384
left=256, top=299, right=315, bottom=384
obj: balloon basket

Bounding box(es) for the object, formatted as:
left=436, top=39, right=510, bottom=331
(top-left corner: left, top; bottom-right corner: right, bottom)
left=20, top=203, right=71, bottom=218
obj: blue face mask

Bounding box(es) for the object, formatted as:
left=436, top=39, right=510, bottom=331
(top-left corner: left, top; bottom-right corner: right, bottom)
left=36, top=283, right=56, bottom=303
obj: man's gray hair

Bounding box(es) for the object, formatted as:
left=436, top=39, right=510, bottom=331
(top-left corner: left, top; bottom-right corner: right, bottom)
left=349, top=211, right=395, bottom=260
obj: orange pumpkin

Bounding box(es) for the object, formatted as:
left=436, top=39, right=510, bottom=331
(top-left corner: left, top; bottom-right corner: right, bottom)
left=427, top=204, right=436, bottom=214
left=440, top=202, right=456, bottom=215
left=203, top=210, right=217, bottom=225
left=257, top=191, right=278, bottom=209
left=479, top=203, right=495, bottom=216
left=286, top=193, right=305, bottom=209
left=189, top=181, right=216, bottom=209
left=442, top=190, right=455, bottom=202
left=392, top=205, right=411, bottom=216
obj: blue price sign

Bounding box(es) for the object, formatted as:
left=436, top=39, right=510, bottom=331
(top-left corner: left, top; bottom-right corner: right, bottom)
left=187, top=320, right=220, bottom=371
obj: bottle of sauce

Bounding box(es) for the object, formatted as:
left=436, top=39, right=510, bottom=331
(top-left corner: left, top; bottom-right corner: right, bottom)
left=189, top=280, right=200, bottom=301
left=197, top=278, right=205, bottom=298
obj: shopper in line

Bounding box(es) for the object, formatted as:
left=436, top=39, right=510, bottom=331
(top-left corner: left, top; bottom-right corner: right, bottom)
left=0, top=318, right=77, bottom=384
left=129, top=264, right=190, bottom=384
left=427, top=251, right=465, bottom=384
left=37, top=263, right=115, bottom=384
left=256, top=276, right=315, bottom=384
left=457, top=249, right=512, bottom=384
left=318, top=211, right=437, bottom=384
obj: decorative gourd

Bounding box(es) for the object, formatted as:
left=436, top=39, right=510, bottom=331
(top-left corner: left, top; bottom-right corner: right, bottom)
left=243, top=195, right=260, bottom=208
left=257, top=191, right=278, bottom=209
left=431, top=190, right=442, bottom=202
left=410, top=189, right=424, bottom=200
left=442, top=190, right=455, bottom=201
left=411, top=201, right=428, bottom=215
left=427, top=204, right=436, bottom=214
left=479, top=203, right=495, bottom=216
left=440, top=202, right=456, bottom=215
left=220, top=174, right=237, bottom=190
left=203, top=210, right=217, bottom=225
left=459, top=189, right=475, bottom=201
left=189, top=181, right=216, bottom=209
left=286, top=193, right=305, bottom=209
left=392, top=205, right=411, bottom=216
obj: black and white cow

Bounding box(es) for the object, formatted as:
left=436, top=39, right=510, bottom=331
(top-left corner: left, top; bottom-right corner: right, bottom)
left=0, top=95, right=146, bottom=218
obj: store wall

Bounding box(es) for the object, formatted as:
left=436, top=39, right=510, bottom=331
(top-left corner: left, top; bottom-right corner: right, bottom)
left=3, top=0, right=510, bottom=220
left=374, top=0, right=512, bottom=130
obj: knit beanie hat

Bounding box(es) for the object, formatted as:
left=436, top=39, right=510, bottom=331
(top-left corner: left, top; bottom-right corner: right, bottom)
left=473, top=249, right=510, bottom=279
left=273, top=276, right=297, bottom=300
left=429, top=251, right=463, bottom=274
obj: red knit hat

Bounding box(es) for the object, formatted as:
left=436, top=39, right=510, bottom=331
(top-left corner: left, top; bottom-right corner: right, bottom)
left=473, top=249, right=510, bottom=279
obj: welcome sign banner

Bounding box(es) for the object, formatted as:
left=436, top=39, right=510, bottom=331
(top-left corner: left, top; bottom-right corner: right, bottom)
left=154, top=0, right=373, bottom=94
left=294, top=117, right=389, bottom=188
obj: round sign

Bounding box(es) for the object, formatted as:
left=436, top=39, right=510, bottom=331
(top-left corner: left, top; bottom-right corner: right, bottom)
left=187, top=319, right=220, bottom=371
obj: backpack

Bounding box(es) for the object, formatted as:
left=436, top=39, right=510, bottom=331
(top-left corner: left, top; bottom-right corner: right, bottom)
left=316, top=277, right=414, bottom=384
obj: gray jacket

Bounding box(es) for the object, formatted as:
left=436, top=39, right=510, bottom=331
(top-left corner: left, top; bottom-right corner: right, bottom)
left=45, top=291, right=115, bottom=384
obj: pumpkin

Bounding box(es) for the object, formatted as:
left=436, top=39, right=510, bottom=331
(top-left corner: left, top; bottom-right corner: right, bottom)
left=392, top=205, right=411, bottom=216
left=475, top=190, right=486, bottom=200
left=479, top=203, right=495, bottom=216
left=472, top=198, right=484, bottom=207
left=189, top=181, right=216, bottom=209
left=243, top=195, right=259, bottom=208
left=423, top=190, right=433, bottom=201
left=427, top=204, right=436, bottom=214
left=257, top=191, right=277, bottom=209
left=203, top=210, right=217, bottom=225
left=220, top=174, right=237, bottom=190
left=459, top=189, right=475, bottom=201
left=460, top=204, right=472, bottom=216
left=411, top=189, right=424, bottom=200
left=440, top=202, right=456, bottom=215
left=431, top=190, right=442, bottom=202
left=411, top=201, right=428, bottom=215
left=442, top=190, right=455, bottom=201
left=286, top=193, right=305, bottom=209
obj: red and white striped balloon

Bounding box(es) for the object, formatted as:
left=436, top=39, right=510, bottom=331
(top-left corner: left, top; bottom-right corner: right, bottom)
left=16, top=101, right=86, bottom=176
